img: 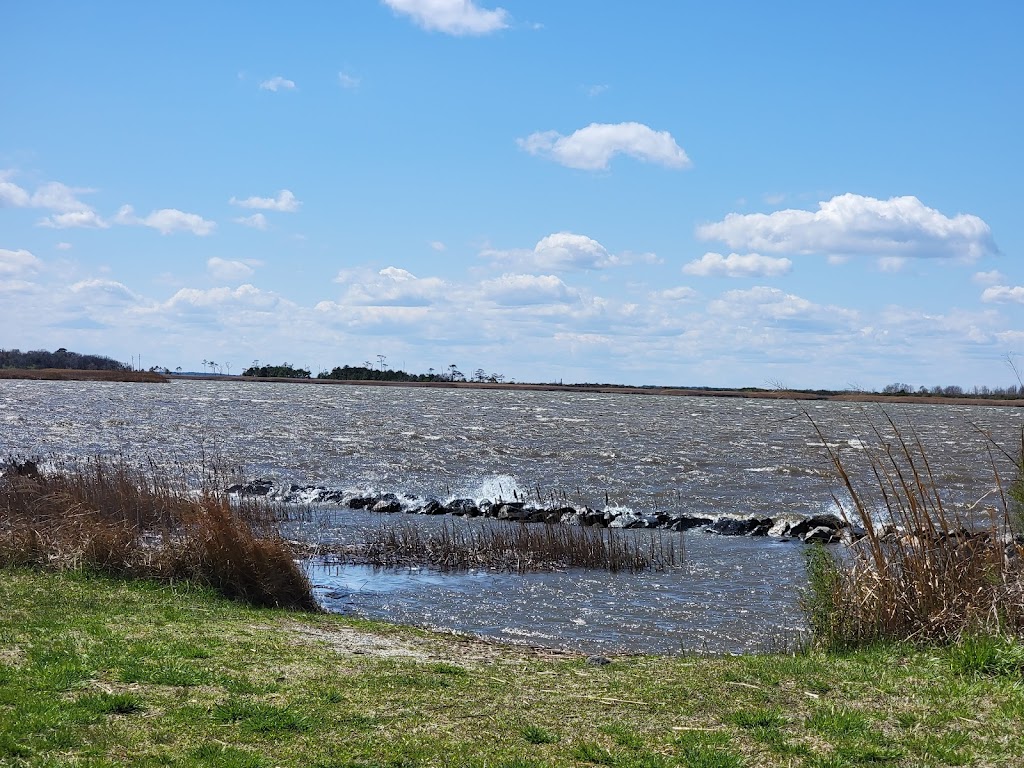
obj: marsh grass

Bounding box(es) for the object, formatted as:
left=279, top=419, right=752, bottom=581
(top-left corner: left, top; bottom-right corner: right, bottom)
left=0, top=455, right=315, bottom=609
left=806, top=415, right=1024, bottom=647
left=346, top=519, right=684, bottom=573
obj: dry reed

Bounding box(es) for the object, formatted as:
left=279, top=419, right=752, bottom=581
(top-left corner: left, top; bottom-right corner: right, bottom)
left=805, top=415, right=1024, bottom=647
left=343, top=520, right=684, bottom=573
left=0, top=455, right=316, bottom=610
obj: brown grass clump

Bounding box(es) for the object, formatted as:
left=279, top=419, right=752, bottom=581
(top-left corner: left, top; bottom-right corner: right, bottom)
left=0, top=455, right=316, bottom=610
left=345, top=520, right=684, bottom=573
left=805, top=415, right=1024, bottom=648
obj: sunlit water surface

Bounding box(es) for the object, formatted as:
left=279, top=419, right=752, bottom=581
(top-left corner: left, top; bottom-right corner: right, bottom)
left=2, top=379, right=1020, bottom=653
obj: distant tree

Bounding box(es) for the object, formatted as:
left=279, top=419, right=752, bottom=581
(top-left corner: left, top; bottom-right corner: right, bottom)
left=241, top=362, right=311, bottom=379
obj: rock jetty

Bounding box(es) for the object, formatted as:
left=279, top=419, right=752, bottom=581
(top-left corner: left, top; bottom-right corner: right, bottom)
left=225, top=479, right=860, bottom=545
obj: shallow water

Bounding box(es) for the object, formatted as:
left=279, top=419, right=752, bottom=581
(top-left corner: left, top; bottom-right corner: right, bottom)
left=2, top=379, right=1021, bottom=652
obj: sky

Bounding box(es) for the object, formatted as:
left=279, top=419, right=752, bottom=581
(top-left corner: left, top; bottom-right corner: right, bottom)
left=2, top=1, right=1022, bottom=389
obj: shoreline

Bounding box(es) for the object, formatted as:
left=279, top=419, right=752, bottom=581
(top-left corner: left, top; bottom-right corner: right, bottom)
left=3, top=367, right=1023, bottom=406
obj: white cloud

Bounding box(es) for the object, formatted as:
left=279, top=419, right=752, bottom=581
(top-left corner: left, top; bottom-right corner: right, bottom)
left=517, top=122, right=691, bottom=171
left=653, top=286, right=697, bottom=302
left=877, top=256, right=908, bottom=272
left=682, top=252, right=792, bottom=278
left=2, top=173, right=106, bottom=227
left=698, top=194, right=996, bottom=261
left=479, top=273, right=576, bottom=306
left=259, top=76, right=296, bottom=92
left=382, top=0, right=509, bottom=35
left=0, top=173, right=31, bottom=207
left=30, top=181, right=95, bottom=213
left=0, top=248, right=41, bottom=275
left=56, top=242, right=72, bottom=250
left=338, top=266, right=448, bottom=307
left=482, top=232, right=629, bottom=272
left=430, top=240, right=447, bottom=252
left=69, top=279, right=139, bottom=305
left=207, top=257, right=256, bottom=282
left=37, top=211, right=109, bottom=229
left=338, top=71, right=360, bottom=89
left=981, top=285, right=1024, bottom=304
left=973, top=270, right=1005, bottom=285
left=234, top=213, right=268, bottom=230
left=229, top=189, right=301, bottom=212
left=586, top=84, right=609, bottom=98
left=115, top=205, right=215, bottom=236
left=163, top=284, right=281, bottom=311
left=709, top=286, right=820, bottom=321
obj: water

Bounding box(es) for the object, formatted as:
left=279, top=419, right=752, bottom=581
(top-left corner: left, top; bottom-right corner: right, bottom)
left=2, top=379, right=1021, bottom=653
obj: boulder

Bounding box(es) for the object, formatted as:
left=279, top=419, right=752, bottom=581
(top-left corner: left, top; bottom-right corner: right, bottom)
left=668, top=514, right=712, bottom=532
left=496, top=504, right=533, bottom=522
left=229, top=478, right=274, bottom=497
left=790, top=514, right=846, bottom=538
left=709, top=516, right=760, bottom=536
left=447, top=498, right=481, bottom=517
left=803, top=526, right=839, bottom=544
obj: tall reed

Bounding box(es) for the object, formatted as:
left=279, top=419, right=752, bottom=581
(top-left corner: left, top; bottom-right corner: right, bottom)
left=344, top=520, right=684, bottom=573
left=804, top=415, right=1024, bottom=648
left=0, top=455, right=315, bottom=610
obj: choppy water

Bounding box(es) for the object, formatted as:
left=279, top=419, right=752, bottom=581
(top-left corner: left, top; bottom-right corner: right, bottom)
left=2, top=379, right=1021, bottom=653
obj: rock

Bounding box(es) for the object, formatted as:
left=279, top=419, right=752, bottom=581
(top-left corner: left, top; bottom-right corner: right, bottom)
left=447, top=498, right=481, bottom=517
left=668, top=514, right=712, bottom=531
left=579, top=508, right=607, bottom=527
left=347, top=495, right=376, bottom=510
left=419, top=499, right=445, bottom=515
left=372, top=496, right=403, bottom=513
left=748, top=516, right=774, bottom=536
left=496, top=504, right=532, bottom=521
left=709, top=516, right=760, bottom=536
left=803, top=526, right=839, bottom=544
left=790, top=514, right=846, bottom=539
left=586, top=655, right=612, bottom=666
left=230, top=478, right=274, bottom=497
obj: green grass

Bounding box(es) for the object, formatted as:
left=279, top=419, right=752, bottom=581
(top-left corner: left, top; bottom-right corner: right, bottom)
left=2, top=568, right=1024, bottom=767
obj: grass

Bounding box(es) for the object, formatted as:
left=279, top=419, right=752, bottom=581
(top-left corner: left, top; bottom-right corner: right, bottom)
left=2, top=568, right=1024, bottom=767
left=0, top=368, right=167, bottom=382
left=0, top=454, right=315, bottom=610
left=804, top=415, right=1024, bottom=648
left=346, top=520, right=684, bottom=573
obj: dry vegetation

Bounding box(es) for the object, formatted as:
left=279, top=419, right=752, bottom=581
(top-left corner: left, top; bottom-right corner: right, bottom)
left=0, top=456, right=314, bottom=609
left=805, top=415, right=1024, bottom=648
left=343, top=520, right=684, bottom=573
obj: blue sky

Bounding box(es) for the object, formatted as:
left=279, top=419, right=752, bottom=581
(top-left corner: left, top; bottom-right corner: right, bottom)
left=2, top=1, right=1022, bottom=388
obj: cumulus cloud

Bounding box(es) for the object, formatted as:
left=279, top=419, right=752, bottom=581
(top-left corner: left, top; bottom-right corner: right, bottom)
left=654, top=286, right=698, bottom=302
left=2, top=173, right=108, bottom=228
left=698, top=194, right=996, bottom=261
left=115, top=205, right=215, bottom=236
left=517, top=122, right=691, bottom=171
left=479, top=273, right=577, bottom=306
left=69, top=279, right=139, bottom=305
left=430, top=240, right=446, bottom=252
left=338, top=266, right=448, bottom=307
left=163, top=284, right=281, bottom=311
left=973, top=270, right=1005, bottom=285
left=482, top=232, right=626, bottom=272
left=38, top=211, right=109, bottom=229
left=981, top=285, right=1024, bottom=304
left=0, top=248, right=41, bottom=275
left=0, top=173, right=31, bottom=207
left=229, top=190, right=301, bottom=212
left=234, top=213, right=268, bottom=230
left=709, top=286, right=817, bottom=321
left=259, top=76, right=296, bottom=92
left=682, top=252, right=792, bottom=278
left=207, top=257, right=256, bottom=282
left=382, top=0, right=509, bottom=35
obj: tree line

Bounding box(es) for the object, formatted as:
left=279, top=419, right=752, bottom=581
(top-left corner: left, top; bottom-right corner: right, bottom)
left=0, top=347, right=127, bottom=371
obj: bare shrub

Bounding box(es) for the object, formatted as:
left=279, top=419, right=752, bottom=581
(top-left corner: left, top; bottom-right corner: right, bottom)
left=0, top=455, right=315, bottom=610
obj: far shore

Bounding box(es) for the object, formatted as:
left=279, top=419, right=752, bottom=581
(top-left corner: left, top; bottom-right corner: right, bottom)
left=4, top=367, right=1023, bottom=406
left=0, top=368, right=168, bottom=383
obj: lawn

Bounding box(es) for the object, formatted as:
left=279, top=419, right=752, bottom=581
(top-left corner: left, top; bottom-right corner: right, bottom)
left=2, top=568, right=1023, bottom=767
